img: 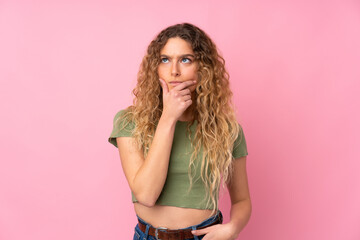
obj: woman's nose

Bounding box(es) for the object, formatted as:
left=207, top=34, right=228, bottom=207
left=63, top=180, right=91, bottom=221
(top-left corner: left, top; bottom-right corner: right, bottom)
left=171, top=62, right=180, bottom=77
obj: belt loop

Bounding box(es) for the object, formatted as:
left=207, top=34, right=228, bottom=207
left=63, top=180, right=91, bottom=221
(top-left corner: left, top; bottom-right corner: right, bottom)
left=191, top=226, right=199, bottom=240
left=144, top=224, right=150, bottom=240
left=218, top=210, right=223, bottom=223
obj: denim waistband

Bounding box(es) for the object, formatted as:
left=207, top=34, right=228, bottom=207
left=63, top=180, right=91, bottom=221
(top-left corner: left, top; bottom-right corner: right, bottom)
left=136, top=209, right=223, bottom=230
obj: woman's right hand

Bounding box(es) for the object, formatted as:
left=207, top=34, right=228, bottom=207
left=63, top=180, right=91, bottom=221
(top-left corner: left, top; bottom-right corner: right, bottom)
left=159, top=78, right=197, bottom=122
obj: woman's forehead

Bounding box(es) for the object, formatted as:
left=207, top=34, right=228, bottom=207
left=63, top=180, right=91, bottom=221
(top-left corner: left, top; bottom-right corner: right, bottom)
left=160, top=37, right=194, bottom=55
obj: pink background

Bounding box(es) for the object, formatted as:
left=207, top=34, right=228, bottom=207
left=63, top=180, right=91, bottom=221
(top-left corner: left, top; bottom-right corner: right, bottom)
left=1, top=0, right=359, bottom=239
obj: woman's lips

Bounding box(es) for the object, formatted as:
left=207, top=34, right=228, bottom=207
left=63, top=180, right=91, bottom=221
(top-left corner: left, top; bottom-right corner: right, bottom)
left=169, top=81, right=182, bottom=85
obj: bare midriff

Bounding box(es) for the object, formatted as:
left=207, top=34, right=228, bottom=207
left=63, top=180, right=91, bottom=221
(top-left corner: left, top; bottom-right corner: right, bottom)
left=134, top=202, right=216, bottom=230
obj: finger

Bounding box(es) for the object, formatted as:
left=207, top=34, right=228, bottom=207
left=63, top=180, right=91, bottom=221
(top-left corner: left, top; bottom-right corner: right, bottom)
left=182, top=95, right=191, bottom=101
left=173, top=80, right=197, bottom=91
left=185, top=99, right=193, bottom=107
left=159, top=78, right=169, bottom=94
left=191, top=226, right=213, bottom=236
left=178, top=88, right=191, bottom=96
left=177, top=94, right=192, bottom=102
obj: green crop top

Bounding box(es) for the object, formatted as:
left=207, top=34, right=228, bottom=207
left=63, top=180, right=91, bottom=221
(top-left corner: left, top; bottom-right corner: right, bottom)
left=108, top=109, right=248, bottom=210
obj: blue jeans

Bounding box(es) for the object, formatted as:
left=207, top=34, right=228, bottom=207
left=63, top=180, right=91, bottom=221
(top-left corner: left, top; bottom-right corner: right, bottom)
left=133, top=209, right=223, bottom=240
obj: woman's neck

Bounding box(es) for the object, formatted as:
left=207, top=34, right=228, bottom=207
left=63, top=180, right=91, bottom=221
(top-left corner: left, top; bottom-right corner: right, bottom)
left=178, top=110, right=194, bottom=122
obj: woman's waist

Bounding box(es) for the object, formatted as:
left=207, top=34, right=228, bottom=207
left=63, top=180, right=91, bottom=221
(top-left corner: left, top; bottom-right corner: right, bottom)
left=133, top=203, right=217, bottom=229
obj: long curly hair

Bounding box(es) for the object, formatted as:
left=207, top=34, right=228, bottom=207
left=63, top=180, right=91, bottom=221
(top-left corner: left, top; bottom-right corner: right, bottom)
left=116, top=22, right=242, bottom=216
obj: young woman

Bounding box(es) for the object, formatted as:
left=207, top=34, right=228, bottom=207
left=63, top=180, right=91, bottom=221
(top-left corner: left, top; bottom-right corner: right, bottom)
left=108, top=23, right=251, bottom=240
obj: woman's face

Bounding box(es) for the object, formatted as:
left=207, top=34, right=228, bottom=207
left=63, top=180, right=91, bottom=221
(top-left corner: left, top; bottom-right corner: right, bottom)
left=157, top=37, right=198, bottom=92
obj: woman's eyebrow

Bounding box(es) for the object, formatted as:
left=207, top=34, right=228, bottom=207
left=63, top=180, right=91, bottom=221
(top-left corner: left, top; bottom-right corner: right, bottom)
left=160, top=54, right=195, bottom=58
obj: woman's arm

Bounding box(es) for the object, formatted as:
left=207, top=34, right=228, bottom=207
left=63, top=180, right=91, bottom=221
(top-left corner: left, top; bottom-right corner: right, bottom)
left=116, top=80, right=195, bottom=207
left=116, top=115, right=177, bottom=207
left=226, top=156, right=252, bottom=236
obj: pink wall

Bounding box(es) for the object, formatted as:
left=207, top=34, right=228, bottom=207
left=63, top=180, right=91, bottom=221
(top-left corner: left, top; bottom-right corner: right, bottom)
left=1, top=0, right=359, bottom=239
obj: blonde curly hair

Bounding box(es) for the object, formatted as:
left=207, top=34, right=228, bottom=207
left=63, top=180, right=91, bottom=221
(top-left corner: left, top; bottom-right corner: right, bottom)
left=116, top=22, right=243, bottom=217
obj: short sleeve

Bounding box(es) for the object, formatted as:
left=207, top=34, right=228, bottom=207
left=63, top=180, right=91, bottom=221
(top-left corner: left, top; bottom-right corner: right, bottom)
left=108, top=109, right=135, bottom=148
left=232, top=124, right=248, bottom=159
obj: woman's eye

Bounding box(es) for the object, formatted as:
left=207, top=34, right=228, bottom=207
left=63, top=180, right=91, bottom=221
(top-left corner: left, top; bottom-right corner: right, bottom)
left=161, top=57, right=192, bottom=63
left=182, top=58, right=191, bottom=63
left=161, top=58, right=169, bottom=63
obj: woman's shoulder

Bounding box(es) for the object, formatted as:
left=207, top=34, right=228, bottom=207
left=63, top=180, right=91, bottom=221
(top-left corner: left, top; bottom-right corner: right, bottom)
left=114, top=106, right=130, bottom=115
left=112, top=106, right=135, bottom=125
left=114, top=106, right=132, bottom=118
left=108, top=107, right=135, bottom=147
